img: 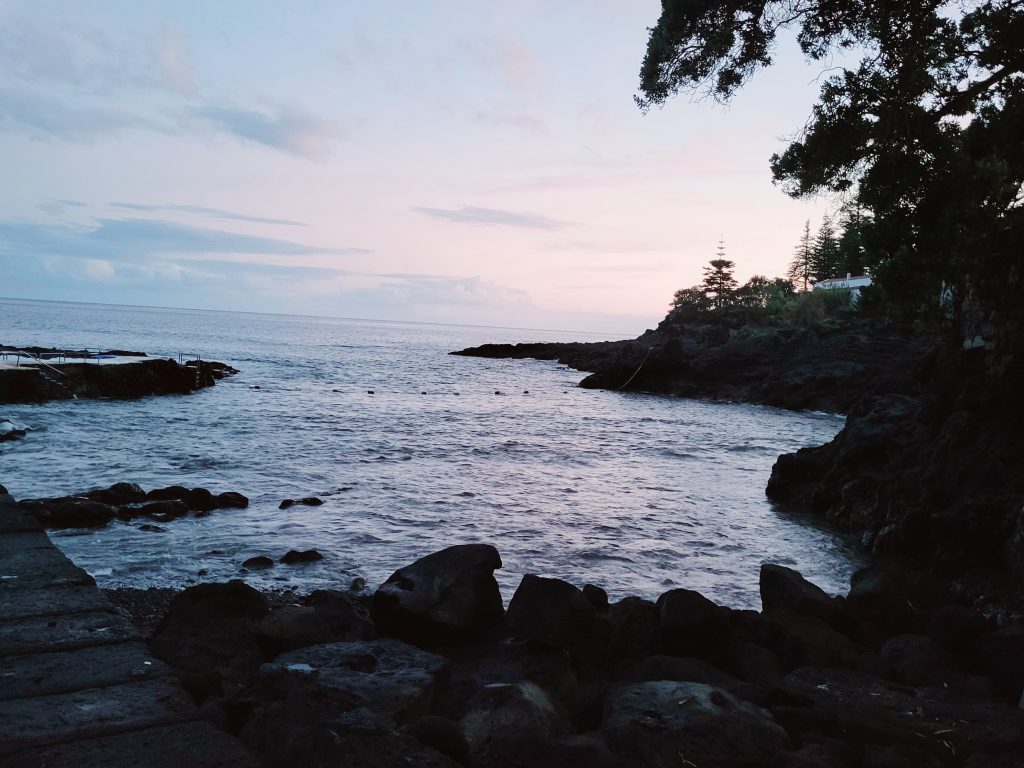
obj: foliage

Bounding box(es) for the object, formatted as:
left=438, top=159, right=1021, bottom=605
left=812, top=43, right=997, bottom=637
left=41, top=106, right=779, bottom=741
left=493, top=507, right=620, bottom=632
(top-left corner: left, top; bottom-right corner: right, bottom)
left=788, top=220, right=813, bottom=291
left=702, top=259, right=738, bottom=309
left=810, top=215, right=841, bottom=282
left=638, top=1, right=1024, bottom=310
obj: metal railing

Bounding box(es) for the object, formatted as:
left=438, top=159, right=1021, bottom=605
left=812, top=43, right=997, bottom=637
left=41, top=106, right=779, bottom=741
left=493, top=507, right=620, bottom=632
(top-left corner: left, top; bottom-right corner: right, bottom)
left=0, top=350, right=72, bottom=377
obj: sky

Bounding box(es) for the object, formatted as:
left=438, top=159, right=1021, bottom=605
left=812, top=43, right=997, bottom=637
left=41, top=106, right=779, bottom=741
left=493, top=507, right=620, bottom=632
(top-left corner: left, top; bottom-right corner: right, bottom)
left=0, top=1, right=840, bottom=335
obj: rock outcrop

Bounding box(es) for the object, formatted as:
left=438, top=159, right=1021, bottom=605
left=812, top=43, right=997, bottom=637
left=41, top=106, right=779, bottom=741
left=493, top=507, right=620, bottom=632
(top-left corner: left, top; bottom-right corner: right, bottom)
left=18, top=482, right=249, bottom=528
left=453, top=315, right=931, bottom=414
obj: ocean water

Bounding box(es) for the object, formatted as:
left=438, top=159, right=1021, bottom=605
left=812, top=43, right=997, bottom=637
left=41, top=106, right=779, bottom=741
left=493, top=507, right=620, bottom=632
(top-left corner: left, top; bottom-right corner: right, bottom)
left=0, top=297, right=862, bottom=608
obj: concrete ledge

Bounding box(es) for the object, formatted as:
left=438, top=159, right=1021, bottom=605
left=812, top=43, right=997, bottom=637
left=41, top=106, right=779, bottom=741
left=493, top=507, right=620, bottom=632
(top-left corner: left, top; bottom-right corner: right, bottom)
left=0, top=611, right=139, bottom=657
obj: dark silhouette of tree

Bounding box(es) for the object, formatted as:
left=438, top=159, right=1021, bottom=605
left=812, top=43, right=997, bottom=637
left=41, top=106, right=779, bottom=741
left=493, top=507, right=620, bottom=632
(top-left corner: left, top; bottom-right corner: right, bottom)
left=836, top=203, right=868, bottom=277
left=702, top=254, right=737, bottom=310
left=671, top=286, right=709, bottom=313
left=637, top=1, right=1024, bottom=309
left=788, top=220, right=813, bottom=291
left=811, top=216, right=841, bottom=282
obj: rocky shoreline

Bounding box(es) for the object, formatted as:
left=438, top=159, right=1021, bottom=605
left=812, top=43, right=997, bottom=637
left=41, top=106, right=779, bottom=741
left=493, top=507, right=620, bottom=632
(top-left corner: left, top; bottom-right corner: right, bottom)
left=95, top=542, right=1024, bottom=768
left=453, top=315, right=932, bottom=414
left=0, top=346, right=237, bottom=405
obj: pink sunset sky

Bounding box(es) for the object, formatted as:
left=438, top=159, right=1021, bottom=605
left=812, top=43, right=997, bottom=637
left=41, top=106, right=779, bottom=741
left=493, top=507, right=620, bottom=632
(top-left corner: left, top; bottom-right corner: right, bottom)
left=0, top=1, right=839, bottom=335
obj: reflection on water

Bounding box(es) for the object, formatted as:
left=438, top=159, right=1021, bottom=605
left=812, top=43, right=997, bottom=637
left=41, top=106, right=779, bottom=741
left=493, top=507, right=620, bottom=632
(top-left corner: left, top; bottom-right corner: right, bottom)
left=1, top=298, right=862, bottom=608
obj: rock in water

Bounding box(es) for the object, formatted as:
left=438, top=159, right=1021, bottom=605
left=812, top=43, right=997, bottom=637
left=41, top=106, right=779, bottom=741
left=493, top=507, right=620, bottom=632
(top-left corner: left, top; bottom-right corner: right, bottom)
left=372, top=543, right=504, bottom=644
left=243, top=555, right=275, bottom=569
left=280, top=549, right=324, bottom=564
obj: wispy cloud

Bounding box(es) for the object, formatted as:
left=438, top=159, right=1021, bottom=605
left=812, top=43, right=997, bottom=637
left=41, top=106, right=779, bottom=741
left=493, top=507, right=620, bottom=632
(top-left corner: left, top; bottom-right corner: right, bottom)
left=0, top=217, right=369, bottom=261
left=413, top=205, right=572, bottom=231
left=108, top=202, right=305, bottom=227
left=191, top=104, right=344, bottom=161
left=0, top=88, right=153, bottom=141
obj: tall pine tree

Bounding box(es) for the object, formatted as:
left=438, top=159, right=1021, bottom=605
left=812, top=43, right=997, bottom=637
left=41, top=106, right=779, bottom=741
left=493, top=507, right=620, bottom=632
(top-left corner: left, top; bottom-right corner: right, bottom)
left=701, top=241, right=737, bottom=309
left=810, top=216, right=841, bottom=281
left=787, top=220, right=813, bottom=291
left=836, top=203, right=868, bottom=277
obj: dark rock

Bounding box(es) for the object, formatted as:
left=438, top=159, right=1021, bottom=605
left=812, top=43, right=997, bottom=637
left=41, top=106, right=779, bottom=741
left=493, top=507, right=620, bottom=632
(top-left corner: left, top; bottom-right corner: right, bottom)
left=969, top=624, right=1024, bottom=703
left=84, top=482, right=146, bottom=505
left=184, top=487, right=216, bottom=512
left=582, top=584, right=609, bottom=613
left=760, top=564, right=852, bottom=632
left=300, top=496, right=323, bottom=506
left=350, top=577, right=367, bottom=592
left=0, top=419, right=27, bottom=442
left=608, top=596, right=659, bottom=660
left=373, top=544, right=504, bottom=644
left=216, top=491, right=249, bottom=509
left=760, top=610, right=862, bottom=671
left=18, top=497, right=117, bottom=528
left=774, top=667, right=1024, bottom=761
left=928, top=605, right=990, bottom=652
left=280, top=549, right=323, bottom=564
left=618, top=654, right=740, bottom=689
left=862, top=743, right=944, bottom=768
left=401, top=716, right=469, bottom=765
left=256, top=592, right=372, bottom=656
left=656, top=588, right=732, bottom=659
left=138, top=524, right=167, bottom=533
left=147, top=485, right=190, bottom=502
left=243, top=556, right=274, bottom=570
left=603, top=681, right=788, bottom=768
left=279, top=499, right=296, bottom=510
left=262, top=639, right=449, bottom=725
left=881, top=634, right=993, bottom=697
left=459, top=681, right=571, bottom=768
left=506, top=575, right=610, bottom=661
left=118, top=499, right=188, bottom=520
left=150, top=580, right=269, bottom=702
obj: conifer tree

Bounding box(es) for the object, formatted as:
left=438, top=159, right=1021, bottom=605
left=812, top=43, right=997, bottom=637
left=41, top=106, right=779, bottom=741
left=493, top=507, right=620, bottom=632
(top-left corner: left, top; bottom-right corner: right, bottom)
left=701, top=241, right=737, bottom=309
left=810, top=216, right=841, bottom=281
left=836, top=203, right=868, bottom=277
left=787, top=220, right=813, bottom=291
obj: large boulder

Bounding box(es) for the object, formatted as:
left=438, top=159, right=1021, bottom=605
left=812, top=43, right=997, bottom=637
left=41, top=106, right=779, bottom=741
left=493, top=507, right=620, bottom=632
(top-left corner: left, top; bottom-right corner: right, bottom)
left=505, top=575, right=610, bottom=662
left=603, top=681, right=788, bottom=768
left=150, top=580, right=269, bottom=701
left=17, top=496, right=117, bottom=528
left=257, top=590, right=373, bottom=656
left=760, top=564, right=852, bottom=632
left=656, top=588, right=732, bottom=659
left=84, top=482, right=146, bottom=505
left=259, top=639, right=449, bottom=726
left=459, top=681, right=570, bottom=767
left=373, top=544, right=504, bottom=644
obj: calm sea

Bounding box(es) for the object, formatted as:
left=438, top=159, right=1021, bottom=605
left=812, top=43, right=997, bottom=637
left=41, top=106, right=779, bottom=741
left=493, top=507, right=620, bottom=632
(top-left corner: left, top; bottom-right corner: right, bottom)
left=0, top=297, right=862, bottom=608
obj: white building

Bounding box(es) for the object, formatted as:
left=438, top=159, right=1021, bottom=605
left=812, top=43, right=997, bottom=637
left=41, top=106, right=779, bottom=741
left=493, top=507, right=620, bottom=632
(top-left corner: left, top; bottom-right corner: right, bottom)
left=813, top=273, right=872, bottom=303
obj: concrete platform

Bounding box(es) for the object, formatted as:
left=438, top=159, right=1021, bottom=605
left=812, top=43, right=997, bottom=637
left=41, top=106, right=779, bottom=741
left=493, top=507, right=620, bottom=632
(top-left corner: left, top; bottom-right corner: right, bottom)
left=0, top=493, right=256, bottom=766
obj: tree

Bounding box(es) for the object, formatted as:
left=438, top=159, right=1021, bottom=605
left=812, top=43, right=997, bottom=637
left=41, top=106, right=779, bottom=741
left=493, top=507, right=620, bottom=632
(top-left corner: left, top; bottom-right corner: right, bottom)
left=810, top=216, right=841, bottom=282
left=701, top=258, right=737, bottom=310
left=788, top=220, right=813, bottom=291
left=671, top=286, right=709, bottom=314
left=836, top=203, right=868, bottom=277
left=636, top=1, right=1024, bottom=310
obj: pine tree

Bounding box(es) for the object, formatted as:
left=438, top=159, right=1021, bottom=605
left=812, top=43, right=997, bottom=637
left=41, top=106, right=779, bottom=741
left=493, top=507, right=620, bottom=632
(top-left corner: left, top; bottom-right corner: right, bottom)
left=787, top=220, right=813, bottom=291
left=701, top=242, right=737, bottom=309
left=836, top=203, right=868, bottom=277
left=810, top=215, right=841, bottom=281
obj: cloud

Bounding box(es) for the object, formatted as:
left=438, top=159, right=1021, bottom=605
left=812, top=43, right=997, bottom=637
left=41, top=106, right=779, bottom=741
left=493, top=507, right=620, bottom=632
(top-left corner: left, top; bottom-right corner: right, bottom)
left=192, top=104, right=344, bottom=160
left=0, top=88, right=152, bottom=141
left=108, top=202, right=305, bottom=227
left=413, top=205, right=572, bottom=231
left=0, top=217, right=370, bottom=261
left=154, top=26, right=195, bottom=95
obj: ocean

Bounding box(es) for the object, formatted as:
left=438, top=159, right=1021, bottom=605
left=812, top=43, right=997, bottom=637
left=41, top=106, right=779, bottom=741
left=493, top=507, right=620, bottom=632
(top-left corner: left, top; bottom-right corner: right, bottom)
left=0, top=297, right=862, bottom=608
